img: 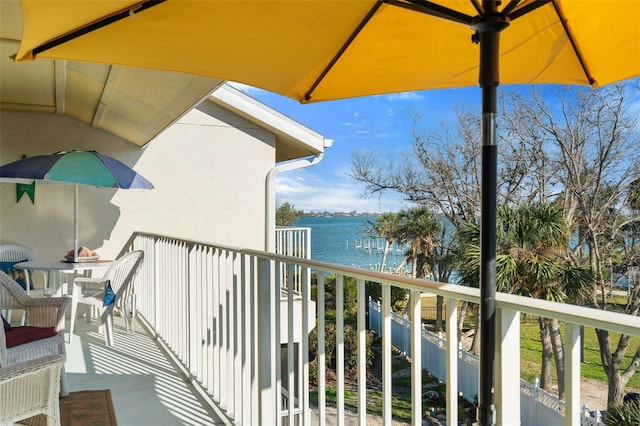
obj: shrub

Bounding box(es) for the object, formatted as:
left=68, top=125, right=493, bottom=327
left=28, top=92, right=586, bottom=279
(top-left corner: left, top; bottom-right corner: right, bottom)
left=308, top=322, right=375, bottom=386
left=604, top=401, right=640, bottom=425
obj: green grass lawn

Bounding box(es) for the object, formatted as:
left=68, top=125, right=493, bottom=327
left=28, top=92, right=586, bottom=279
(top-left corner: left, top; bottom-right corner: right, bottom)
left=520, top=317, right=640, bottom=389
left=309, top=379, right=465, bottom=423
left=309, top=388, right=417, bottom=421
left=420, top=295, right=640, bottom=390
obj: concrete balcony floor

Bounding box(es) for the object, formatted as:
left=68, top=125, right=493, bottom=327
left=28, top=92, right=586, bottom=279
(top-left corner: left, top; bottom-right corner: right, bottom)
left=65, top=314, right=228, bottom=425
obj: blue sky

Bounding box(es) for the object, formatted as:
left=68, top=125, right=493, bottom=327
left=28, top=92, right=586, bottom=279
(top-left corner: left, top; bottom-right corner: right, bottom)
left=231, top=79, right=640, bottom=214
left=231, top=82, right=483, bottom=213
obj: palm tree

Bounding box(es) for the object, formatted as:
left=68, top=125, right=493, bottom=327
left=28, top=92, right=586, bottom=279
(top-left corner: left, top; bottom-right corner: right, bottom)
left=368, top=212, right=402, bottom=272
left=395, top=207, right=446, bottom=329
left=398, top=207, right=440, bottom=279
left=457, top=201, right=593, bottom=398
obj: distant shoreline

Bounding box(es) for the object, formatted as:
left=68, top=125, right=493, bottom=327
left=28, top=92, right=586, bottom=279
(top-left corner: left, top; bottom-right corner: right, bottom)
left=303, top=211, right=380, bottom=218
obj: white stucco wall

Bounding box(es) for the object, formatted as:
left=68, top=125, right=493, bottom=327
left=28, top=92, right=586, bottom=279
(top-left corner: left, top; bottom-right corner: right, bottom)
left=0, top=101, right=275, bottom=262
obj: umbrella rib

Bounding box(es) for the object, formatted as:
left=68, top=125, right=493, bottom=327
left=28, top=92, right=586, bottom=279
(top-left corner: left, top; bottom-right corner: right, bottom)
left=499, top=0, right=522, bottom=19
left=304, top=1, right=384, bottom=102
left=32, top=0, right=166, bottom=58
left=509, top=0, right=595, bottom=86
left=548, top=0, right=596, bottom=86
left=508, top=0, right=551, bottom=20
left=398, top=0, right=475, bottom=25
left=304, top=0, right=475, bottom=102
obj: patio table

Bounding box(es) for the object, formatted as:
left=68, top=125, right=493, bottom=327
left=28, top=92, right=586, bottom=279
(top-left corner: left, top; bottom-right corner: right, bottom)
left=14, top=259, right=113, bottom=297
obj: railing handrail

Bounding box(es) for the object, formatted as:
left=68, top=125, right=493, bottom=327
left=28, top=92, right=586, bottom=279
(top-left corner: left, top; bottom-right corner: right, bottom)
left=266, top=254, right=640, bottom=336
left=135, top=231, right=640, bottom=336
left=276, top=226, right=311, bottom=231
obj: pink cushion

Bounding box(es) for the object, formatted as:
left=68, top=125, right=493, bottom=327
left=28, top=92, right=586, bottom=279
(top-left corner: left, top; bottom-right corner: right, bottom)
left=5, top=326, right=57, bottom=348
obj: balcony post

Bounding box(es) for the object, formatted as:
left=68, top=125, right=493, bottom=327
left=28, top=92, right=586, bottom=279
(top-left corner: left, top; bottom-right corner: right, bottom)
left=286, top=263, right=295, bottom=426
left=258, top=258, right=278, bottom=423
left=302, top=265, right=311, bottom=426
left=410, top=290, right=422, bottom=425
left=336, top=274, right=345, bottom=423
left=564, top=323, right=581, bottom=425
left=382, top=284, right=392, bottom=424
left=446, top=298, right=458, bottom=424
left=187, top=246, right=196, bottom=381
left=494, top=308, right=520, bottom=425
left=358, top=279, right=367, bottom=426
left=318, top=272, right=327, bottom=424
left=241, top=254, right=257, bottom=424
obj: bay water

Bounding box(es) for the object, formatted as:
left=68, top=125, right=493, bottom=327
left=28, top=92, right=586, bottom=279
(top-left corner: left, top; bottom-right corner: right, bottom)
left=292, top=215, right=408, bottom=272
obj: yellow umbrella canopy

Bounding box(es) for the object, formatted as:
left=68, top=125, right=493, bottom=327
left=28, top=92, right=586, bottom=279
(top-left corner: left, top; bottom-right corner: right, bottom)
left=13, top=1, right=639, bottom=424
left=15, top=0, right=639, bottom=103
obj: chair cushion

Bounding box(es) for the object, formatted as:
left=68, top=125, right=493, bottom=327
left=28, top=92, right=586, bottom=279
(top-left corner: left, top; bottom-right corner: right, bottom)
left=4, top=326, right=57, bottom=348
left=0, top=259, right=33, bottom=290
left=1, top=314, right=11, bottom=331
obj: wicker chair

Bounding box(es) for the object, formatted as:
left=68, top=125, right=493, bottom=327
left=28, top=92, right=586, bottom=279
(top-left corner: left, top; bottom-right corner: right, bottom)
left=0, top=355, right=64, bottom=425
left=0, top=271, right=70, bottom=397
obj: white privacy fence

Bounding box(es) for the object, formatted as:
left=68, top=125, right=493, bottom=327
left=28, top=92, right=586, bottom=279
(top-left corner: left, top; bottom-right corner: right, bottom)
left=123, top=231, right=636, bottom=425
left=519, top=379, right=564, bottom=425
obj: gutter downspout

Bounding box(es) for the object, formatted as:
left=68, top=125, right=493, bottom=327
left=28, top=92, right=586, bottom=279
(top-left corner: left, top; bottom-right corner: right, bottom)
left=265, top=141, right=332, bottom=252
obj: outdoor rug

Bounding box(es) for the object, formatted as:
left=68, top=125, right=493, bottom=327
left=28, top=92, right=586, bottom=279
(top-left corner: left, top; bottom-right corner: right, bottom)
left=19, top=389, right=117, bottom=426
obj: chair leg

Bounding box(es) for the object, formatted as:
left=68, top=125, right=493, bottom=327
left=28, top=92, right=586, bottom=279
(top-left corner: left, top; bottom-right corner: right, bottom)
left=60, top=365, right=69, bottom=397
left=69, top=286, right=80, bottom=344
left=46, top=403, right=61, bottom=426
left=120, top=300, right=132, bottom=334
left=101, top=305, right=115, bottom=346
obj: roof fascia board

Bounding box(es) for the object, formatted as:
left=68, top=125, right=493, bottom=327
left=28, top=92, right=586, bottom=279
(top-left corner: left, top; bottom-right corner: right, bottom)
left=209, top=83, right=328, bottom=154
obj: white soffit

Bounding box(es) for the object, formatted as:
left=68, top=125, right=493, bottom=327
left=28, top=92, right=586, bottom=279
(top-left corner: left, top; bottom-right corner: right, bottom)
left=209, top=84, right=330, bottom=161
left=0, top=0, right=222, bottom=148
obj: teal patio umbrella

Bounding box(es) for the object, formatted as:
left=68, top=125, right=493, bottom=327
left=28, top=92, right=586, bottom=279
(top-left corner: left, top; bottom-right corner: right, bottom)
left=0, top=150, right=153, bottom=261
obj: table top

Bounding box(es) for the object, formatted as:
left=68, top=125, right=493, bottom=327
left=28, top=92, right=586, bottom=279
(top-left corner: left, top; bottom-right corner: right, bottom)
left=14, top=260, right=113, bottom=271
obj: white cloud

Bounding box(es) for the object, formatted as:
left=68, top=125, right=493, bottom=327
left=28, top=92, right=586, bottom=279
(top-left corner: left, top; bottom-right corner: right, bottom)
left=353, top=129, right=370, bottom=136
left=276, top=171, right=405, bottom=213
left=385, top=92, right=423, bottom=101
left=227, top=81, right=269, bottom=96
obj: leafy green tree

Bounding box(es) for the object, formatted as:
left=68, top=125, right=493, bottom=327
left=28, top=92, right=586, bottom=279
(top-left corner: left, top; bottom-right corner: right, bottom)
left=276, top=202, right=304, bottom=226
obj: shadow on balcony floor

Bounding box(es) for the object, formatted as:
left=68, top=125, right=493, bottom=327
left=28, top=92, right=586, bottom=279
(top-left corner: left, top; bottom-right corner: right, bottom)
left=65, top=314, right=229, bottom=425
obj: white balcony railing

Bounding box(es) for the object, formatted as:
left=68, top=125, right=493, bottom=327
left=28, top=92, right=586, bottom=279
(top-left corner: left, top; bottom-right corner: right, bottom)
left=276, top=226, right=311, bottom=294
left=122, top=232, right=640, bottom=426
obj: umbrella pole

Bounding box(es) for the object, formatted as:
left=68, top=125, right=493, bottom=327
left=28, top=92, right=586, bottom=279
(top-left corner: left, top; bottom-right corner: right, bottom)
left=74, top=183, right=79, bottom=261
left=475, top=2, right=507, bottom=424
